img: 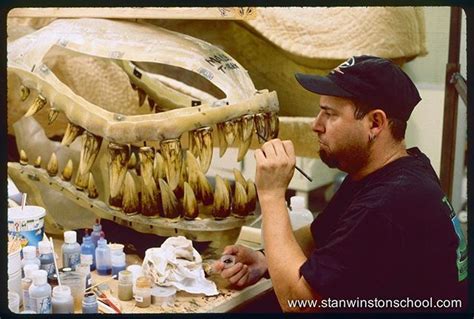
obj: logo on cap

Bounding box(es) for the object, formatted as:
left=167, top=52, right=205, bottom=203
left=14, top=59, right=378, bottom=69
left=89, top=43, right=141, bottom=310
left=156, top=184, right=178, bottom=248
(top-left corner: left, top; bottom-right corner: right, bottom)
left=331, top=56, right=355, bottom=75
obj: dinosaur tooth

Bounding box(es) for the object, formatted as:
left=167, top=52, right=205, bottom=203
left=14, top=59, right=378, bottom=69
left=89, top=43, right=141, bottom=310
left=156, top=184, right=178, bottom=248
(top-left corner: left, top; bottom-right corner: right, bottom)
left=47, top=153, right=58, bottom=177
left=213, top=175, right=231, bottom=220
left=61, top=122, right=83, bottom=146
left=108, top=143, right=130, bottom=209
left=61, top=159, right=74, bottom=181
left=122, top=171, right=139, bottom=215
left=24, top=94, right=47, bottom=117
left=87, top=172, right=99, bottom=199
left=74, top=132, right=103, bottom=190
left=20, top=85, right=30, bottom=101
left=183, top=182, right=199, bottom=220
left=232, top=181, right=248, bottom=218
left=19, top=149, right=28, bottom=165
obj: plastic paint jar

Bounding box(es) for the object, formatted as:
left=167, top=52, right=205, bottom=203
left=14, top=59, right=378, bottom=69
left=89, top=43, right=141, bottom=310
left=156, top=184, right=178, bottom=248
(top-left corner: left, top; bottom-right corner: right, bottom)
left=118, top=270, right=133, bottom=301
left=51, top=285, right=74, bottom=314
left=22, top=245, right=41, bottom=274
left=134, top=276, right=152, bottom=308
left=95, top=234, right=112, bottom=276
left=29, top=270, right=52, bottom=314
left=38, top=240, right=56, bottom=276
left=59, top=271, right=84, bottom=312
left=151, top=286, right=177, bottom=306
left=82, top=292, right=98, bottom=314
left=62, top=231, right=81, bottom=269
left=110, top=244, right=126, bottom=277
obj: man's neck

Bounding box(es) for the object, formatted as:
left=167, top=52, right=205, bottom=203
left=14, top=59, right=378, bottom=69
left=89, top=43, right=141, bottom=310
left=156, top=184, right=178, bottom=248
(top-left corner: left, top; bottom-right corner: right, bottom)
left=351, top=141, right=408, bottom=181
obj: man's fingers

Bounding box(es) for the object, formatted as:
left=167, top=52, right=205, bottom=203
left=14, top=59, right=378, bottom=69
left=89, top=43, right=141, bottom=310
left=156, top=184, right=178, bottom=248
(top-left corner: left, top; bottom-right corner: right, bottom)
left=212, top=261, right=225, bottom=273
left=282, top=140, right=295, bottom=159
left=229, top=264, right=248, bottom=285
left=273, top=139, right=288, bottom=159
left=236, top=271, right=250, bottom=287
left=261, top=139, right=278, bottom=158
left=221, top=262, right=244, bottom=279
left=222, top=245, right=239, bottom=256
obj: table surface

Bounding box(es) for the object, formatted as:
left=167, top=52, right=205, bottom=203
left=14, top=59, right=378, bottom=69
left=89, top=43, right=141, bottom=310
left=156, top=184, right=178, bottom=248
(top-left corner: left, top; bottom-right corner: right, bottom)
left=50, top=237, right=273, bottom=313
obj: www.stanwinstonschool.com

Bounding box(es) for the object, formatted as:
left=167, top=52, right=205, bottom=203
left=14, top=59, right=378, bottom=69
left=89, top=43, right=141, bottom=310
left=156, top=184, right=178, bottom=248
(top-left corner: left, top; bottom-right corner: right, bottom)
left=287, top=297, right=462, bottom=309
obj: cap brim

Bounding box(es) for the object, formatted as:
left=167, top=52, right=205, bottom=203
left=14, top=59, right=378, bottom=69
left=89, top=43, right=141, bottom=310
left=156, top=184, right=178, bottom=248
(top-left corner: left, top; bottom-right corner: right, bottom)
left=295, top=73, right=353, bottom=98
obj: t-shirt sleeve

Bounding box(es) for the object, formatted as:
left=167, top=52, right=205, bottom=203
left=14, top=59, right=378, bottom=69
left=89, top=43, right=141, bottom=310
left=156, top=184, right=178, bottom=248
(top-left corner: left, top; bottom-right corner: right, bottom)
left=300, top=204, right=399, bottom=299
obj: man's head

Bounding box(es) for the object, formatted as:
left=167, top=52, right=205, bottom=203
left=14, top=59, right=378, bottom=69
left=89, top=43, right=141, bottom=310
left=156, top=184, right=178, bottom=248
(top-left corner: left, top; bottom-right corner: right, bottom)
left=295, top=55, right=421, bottom=173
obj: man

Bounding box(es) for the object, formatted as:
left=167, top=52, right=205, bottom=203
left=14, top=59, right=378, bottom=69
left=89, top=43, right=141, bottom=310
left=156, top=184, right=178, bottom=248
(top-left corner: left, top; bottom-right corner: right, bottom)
left=214, top=56, right=467, bottom=312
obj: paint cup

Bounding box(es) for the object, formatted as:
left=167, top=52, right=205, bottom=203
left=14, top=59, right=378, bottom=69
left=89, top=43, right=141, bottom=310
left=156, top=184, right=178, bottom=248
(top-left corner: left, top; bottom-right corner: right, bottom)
left=8, top=248, right=22, bottom=275
left=8, top=206, right=46, bottom=248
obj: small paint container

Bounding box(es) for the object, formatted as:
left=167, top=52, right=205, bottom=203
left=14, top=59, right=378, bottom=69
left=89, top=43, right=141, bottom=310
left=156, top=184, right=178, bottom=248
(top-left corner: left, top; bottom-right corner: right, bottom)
left=8, top=206, right=46, bottom=248
left=151, top=286, right=177, bottom=306
left=220, top=254, right=236, bottom=268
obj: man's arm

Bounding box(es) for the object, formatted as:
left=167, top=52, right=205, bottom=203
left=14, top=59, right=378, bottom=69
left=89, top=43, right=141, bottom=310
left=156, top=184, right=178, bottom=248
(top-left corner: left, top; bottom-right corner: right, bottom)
left=260, top=195, right=318, bottom=312
left=293, top=224, right=316, bottom=258
left=255, top=139, right=320, bottom=312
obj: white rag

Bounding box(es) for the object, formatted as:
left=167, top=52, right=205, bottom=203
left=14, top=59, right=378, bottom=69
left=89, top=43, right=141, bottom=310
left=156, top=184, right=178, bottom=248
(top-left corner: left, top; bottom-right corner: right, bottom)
left=142, top=236, right=218, bottom=296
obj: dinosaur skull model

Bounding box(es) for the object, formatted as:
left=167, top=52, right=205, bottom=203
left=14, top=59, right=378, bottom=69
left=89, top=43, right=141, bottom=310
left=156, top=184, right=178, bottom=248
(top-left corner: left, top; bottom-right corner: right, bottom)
left=8, top=18, right=279, bottom=248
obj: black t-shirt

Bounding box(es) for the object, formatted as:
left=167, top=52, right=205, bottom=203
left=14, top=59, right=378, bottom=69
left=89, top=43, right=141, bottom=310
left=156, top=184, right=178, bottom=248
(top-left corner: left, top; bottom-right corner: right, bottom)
left=299, top=148, right=466, bottom=312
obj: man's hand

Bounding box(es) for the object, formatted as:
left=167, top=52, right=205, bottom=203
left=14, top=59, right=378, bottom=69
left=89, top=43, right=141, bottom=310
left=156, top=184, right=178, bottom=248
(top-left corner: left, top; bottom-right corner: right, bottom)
left=213, top=245, right=268, bottom=288
left=254, top=139, right=296, bottom=201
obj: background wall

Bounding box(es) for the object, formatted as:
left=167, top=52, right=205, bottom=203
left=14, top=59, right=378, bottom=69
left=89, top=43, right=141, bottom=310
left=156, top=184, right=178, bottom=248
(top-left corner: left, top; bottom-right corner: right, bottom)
left=403, top=7, right=467, bottom=212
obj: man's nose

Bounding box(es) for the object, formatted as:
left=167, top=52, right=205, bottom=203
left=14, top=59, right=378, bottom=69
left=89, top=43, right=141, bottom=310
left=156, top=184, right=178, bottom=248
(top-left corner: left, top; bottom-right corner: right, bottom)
left=311, top=112, right=324, bottom=133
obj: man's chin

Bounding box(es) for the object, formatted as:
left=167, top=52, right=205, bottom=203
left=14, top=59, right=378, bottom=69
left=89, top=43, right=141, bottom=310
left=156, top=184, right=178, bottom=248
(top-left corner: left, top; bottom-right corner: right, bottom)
left=319, top=151, right=338, bottom=168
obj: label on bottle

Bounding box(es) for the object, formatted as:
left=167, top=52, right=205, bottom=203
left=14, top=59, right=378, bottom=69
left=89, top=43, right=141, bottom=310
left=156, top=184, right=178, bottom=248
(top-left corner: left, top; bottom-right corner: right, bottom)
left=31, top=296, right=52, bottom=314
left=66, top=253, right=80, bottom=269
left=40, top=262, right=55, bottom=276
left=134, top=295, right=143, bottom=302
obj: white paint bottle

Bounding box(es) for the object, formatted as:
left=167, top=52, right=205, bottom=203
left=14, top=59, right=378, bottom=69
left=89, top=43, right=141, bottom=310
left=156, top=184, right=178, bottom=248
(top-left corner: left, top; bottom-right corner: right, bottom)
left=29, top=269, right=52, bottom=314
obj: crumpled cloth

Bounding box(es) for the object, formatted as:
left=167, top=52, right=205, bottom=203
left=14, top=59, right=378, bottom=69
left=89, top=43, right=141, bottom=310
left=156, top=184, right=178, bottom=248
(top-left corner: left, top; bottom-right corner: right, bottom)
left=142, top=236, right=218, bottom=296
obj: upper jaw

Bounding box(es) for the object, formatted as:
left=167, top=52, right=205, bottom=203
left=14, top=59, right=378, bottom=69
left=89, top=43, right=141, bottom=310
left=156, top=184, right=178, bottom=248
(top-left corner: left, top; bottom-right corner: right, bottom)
left=8, top=18, right=280, bottom=232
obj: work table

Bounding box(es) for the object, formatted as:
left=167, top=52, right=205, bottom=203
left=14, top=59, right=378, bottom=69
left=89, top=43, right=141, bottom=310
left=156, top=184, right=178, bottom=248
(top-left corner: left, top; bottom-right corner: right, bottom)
left=50, top=237, right=273, bottom=313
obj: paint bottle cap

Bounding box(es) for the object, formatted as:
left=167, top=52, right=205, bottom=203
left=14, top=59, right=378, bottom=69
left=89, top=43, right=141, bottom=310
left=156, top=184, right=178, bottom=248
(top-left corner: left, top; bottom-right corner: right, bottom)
left=118, top=270, right=133, bottom=283
left=22, top=245, right=37, bottom=258
left=64, top=231, right=77, bottom=244
left=290, top=196, right=306, bottom=210
left=38, top=240, right=52, bottom=254
left=32, top=269, right=48, bottom=285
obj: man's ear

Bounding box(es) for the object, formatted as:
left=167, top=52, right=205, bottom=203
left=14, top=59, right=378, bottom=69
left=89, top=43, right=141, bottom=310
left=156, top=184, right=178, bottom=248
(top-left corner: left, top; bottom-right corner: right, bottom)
left=368, top=109, right=388, bottom=136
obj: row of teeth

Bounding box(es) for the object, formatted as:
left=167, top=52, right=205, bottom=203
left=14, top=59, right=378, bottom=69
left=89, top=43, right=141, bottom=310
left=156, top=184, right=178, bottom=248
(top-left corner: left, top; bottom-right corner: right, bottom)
left=19, top=147, right=256, bottom=220
left=20, top=86, right=279, bottom=166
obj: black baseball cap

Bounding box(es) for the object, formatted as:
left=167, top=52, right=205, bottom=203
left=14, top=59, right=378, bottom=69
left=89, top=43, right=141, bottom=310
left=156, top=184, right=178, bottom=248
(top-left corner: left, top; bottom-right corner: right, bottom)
left=295, top=55, right=421, bottom=122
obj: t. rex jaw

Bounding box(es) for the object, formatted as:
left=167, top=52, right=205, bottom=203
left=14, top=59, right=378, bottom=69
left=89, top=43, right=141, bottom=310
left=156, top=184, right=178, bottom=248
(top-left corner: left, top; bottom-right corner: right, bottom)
left=8, top=18, right=279, bottom=249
